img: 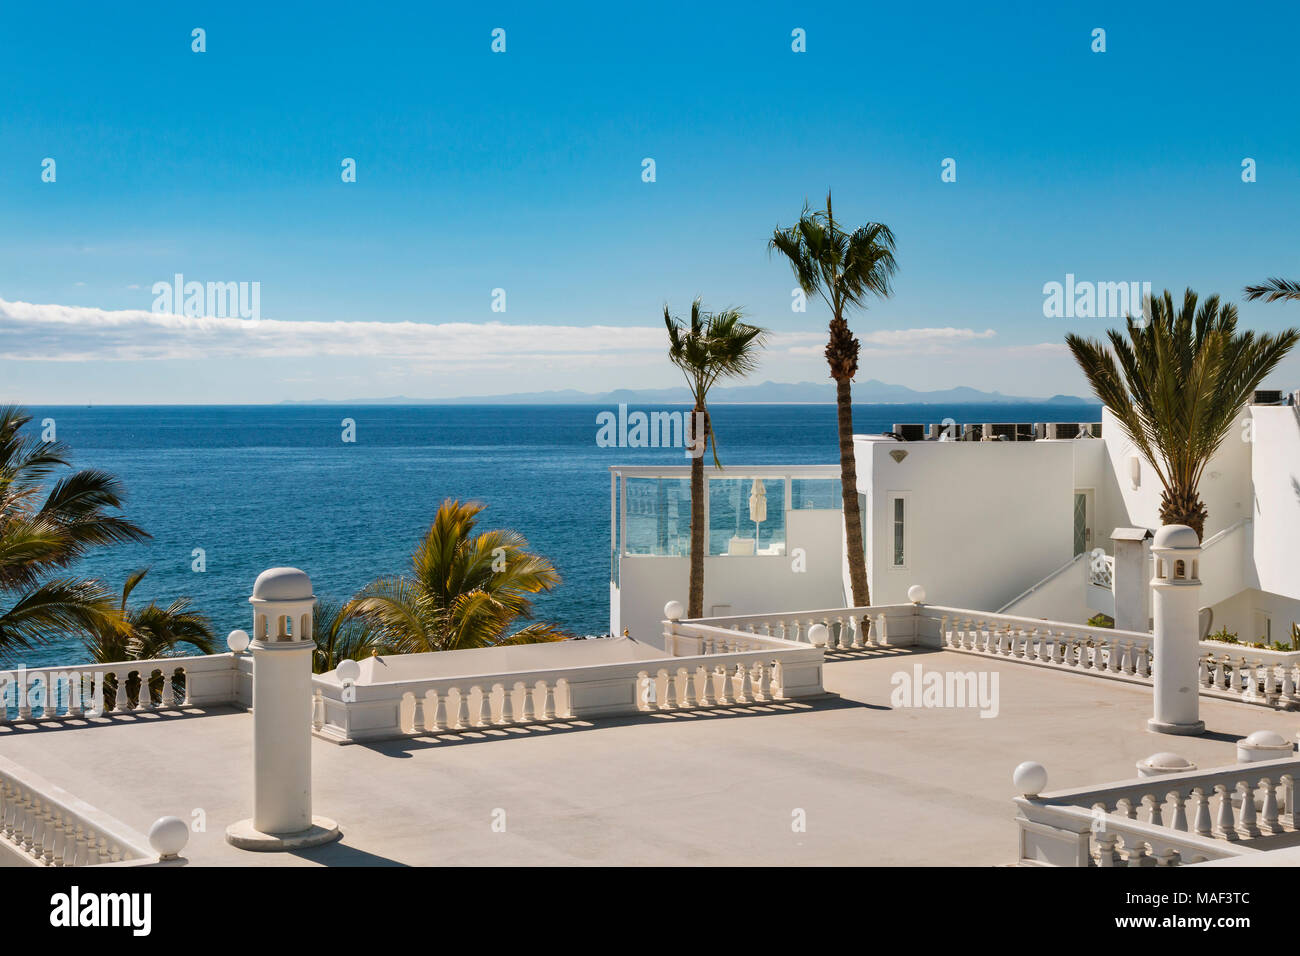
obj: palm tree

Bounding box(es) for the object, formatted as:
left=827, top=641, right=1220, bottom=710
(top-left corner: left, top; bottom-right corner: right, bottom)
left=0, top=406, right=147, bottom=657
left=1244, top=278, right=1300, bottom=303
left=347, top=499, right=570, bottom=652
left=82, top=568, right=214, bottom=708
left=664, top=300, right=768, bottom=618
left=311, top=597, right=393, bottom=674
left=769, top=192, right=898, bottom=607
left=1066, top=289, right=1298, bottom=538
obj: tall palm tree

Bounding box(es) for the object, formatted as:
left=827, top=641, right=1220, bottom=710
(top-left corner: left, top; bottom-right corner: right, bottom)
left=311, top=597, right=393, bottom=674
left=82, top=568, right=214, bottom=708
left=347, top=499, right=570, bottom=653
left=0, top=406, right=147, bottom=657
left=1244, top=278, right=1300, bottom=303
left=664, top=300, right=768, bottom=618
left=1066, top=289, right=1298, bottom=538
left=769, top=192, right=898, bottom=607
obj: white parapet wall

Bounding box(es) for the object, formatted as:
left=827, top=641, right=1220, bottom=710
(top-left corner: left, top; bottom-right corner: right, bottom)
left=1013, top=755, right=1300, bottom=866
left=0, top=651, right=249, bottom=723
left=0, top=753, right=156, bottom=867
left=312, top=634, right=828, bottom=744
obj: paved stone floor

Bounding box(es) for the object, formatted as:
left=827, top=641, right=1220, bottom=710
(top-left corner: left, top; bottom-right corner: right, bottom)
left=3, top=647, right=1296, bottom=865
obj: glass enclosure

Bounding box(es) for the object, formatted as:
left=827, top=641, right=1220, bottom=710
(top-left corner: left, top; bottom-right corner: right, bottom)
left=611, top=466, right=842, bottom=580
left=623, top=478, right=691, bottom=556
left=708, top=477, right=786, bottom=555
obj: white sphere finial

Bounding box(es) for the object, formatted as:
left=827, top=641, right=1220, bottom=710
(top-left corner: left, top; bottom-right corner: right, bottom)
left=907, top=584, right=926, bottom=605
left=1013, top=761, right=1048, bottom=797
left=807, top=623, right=829, bottom=646
left=664, top=600, right=684, bottom=621
left=336, top=659, right=361, bottom=684
left=227, top=629, right=250, bottom=653
left=148, top=815, right=190, bottom=860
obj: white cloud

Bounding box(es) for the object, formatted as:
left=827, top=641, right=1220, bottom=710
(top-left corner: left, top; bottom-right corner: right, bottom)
left=0, top=299, right=672, bottom=365
left=787, top=326, right=997, bottom=357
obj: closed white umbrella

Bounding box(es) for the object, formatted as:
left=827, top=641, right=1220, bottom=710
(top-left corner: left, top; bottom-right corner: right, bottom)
left=748, top=478, right=767, bottom=544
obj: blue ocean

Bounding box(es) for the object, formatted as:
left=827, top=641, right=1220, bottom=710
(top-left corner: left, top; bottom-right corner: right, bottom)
left=12, top=402, right=1099, bottom=666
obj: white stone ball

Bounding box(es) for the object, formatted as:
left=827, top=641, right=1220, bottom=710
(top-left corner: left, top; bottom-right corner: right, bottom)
left=664, top=600, right=684, bottom=621
left=226, top=629, right=250, bottom=653
left=148, top=816, right=189, bottom=859
left=807, top=623, right=829, bottom=646
left=336, top=659, right=361, bottom=684
left=1013, top=761, right=1048, bottom=796
left=907, top=585, right=926, bottom=605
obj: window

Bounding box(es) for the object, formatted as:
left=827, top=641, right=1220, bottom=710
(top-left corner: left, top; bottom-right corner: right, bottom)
left=791, top=478, right=841, bottom=510
left=624, top=478, right=690, bottom=556
left=890, top=494, right=907, bottom=568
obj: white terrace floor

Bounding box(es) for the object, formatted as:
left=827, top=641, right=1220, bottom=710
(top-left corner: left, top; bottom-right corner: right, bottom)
left=3, top=647, right=1297, bottom=866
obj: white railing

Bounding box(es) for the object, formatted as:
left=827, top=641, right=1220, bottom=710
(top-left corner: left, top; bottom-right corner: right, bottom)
left=1016, top=757, right=1300, bottom=866
left=690, top=601, right=1300, bottom=710
left=927, top=605, right=1154, bottom=681
left=1088, top=553, right=1114, bottom=588
left=0, top=652, right=249, bottom=724
left=314, top=629, right=826, bottom=744
left=0, top=753, right=155, bottom=867
left=681, top=604, right=920, bottom=651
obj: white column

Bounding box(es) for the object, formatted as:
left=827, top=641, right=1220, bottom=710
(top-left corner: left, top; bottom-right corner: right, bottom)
left=1148, top=526, right=1205, bottom=736
left=226, top=567, right=340, bottom=851
left=251, top=640, right=314, bottom=833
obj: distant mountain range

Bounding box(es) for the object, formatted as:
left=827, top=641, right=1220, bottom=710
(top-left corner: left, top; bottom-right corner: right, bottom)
left=285, top=380, right=1093, bottom=406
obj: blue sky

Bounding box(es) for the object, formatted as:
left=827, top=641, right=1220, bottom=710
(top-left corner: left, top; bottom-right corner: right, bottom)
left=1, top=0, right=1298, bottom=403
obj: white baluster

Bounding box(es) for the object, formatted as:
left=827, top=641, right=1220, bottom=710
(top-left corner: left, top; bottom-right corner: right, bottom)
left=410, top=692, right=425, bottom=734
left=1261, top=778, right=1281, bottom=834
left=1169, top=792, right=1188, bottom=832
left=689, top=666, right=708, bottom=706
left=678, top=668, right=697, bottom=707
left=1238, top=781, right=1260, bottom=837
left=659, top=669, right=677, bottom=709
left=1213, top=784, right=1238, bottom=841
left=451, top=687, right=470, bottom=729
left=715, top=665, right=732, bottom=705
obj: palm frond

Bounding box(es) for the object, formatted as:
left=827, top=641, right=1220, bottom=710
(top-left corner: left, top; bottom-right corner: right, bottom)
left=1244, top=278, right=1300, bottom=302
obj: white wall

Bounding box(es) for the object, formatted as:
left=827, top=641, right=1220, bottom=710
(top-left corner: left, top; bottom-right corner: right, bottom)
left=614, top=507, right=846, bottom=648
left=1250, top=406, right=1300, bottom=602
left=856, top=438, right=1076, bottom=611
left=1208, top=588, right=1300, bottom=647
left=997, top=554, right=1094, bottom=621
left=1098, top=407, right=1253, bottom=539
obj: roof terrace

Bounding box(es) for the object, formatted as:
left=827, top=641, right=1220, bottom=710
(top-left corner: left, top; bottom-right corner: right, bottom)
left=3, top=613, right=1297, bottom=866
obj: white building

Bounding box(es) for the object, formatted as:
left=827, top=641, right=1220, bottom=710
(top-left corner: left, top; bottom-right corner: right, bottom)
left=611, top=395, right=1300, bottom=651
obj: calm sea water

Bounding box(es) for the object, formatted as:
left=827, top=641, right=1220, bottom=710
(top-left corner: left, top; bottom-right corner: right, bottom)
left=12, top=402, right=1099, bottom=666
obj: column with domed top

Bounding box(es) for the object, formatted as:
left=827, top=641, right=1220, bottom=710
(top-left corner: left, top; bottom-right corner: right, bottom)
left=226, top=567, right=341, bottom=850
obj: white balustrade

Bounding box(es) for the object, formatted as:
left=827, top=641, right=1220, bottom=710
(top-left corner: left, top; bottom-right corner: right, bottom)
left=681, top=604, right=918, bottom=651
left=314, top=624, right=826, bottom=744
left=1015, top=756, right=1300, bottom=866
left=0, top=653, right=242, bottom=725
left=0, top=754, right=154, bottom=867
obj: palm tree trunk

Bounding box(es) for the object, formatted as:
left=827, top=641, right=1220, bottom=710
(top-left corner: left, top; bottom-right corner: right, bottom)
left=1159, top=486, right=1208, bottom=540
left=688, top=404, right=707, bottom=618
left=836, top=379, right=870, bottom=607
